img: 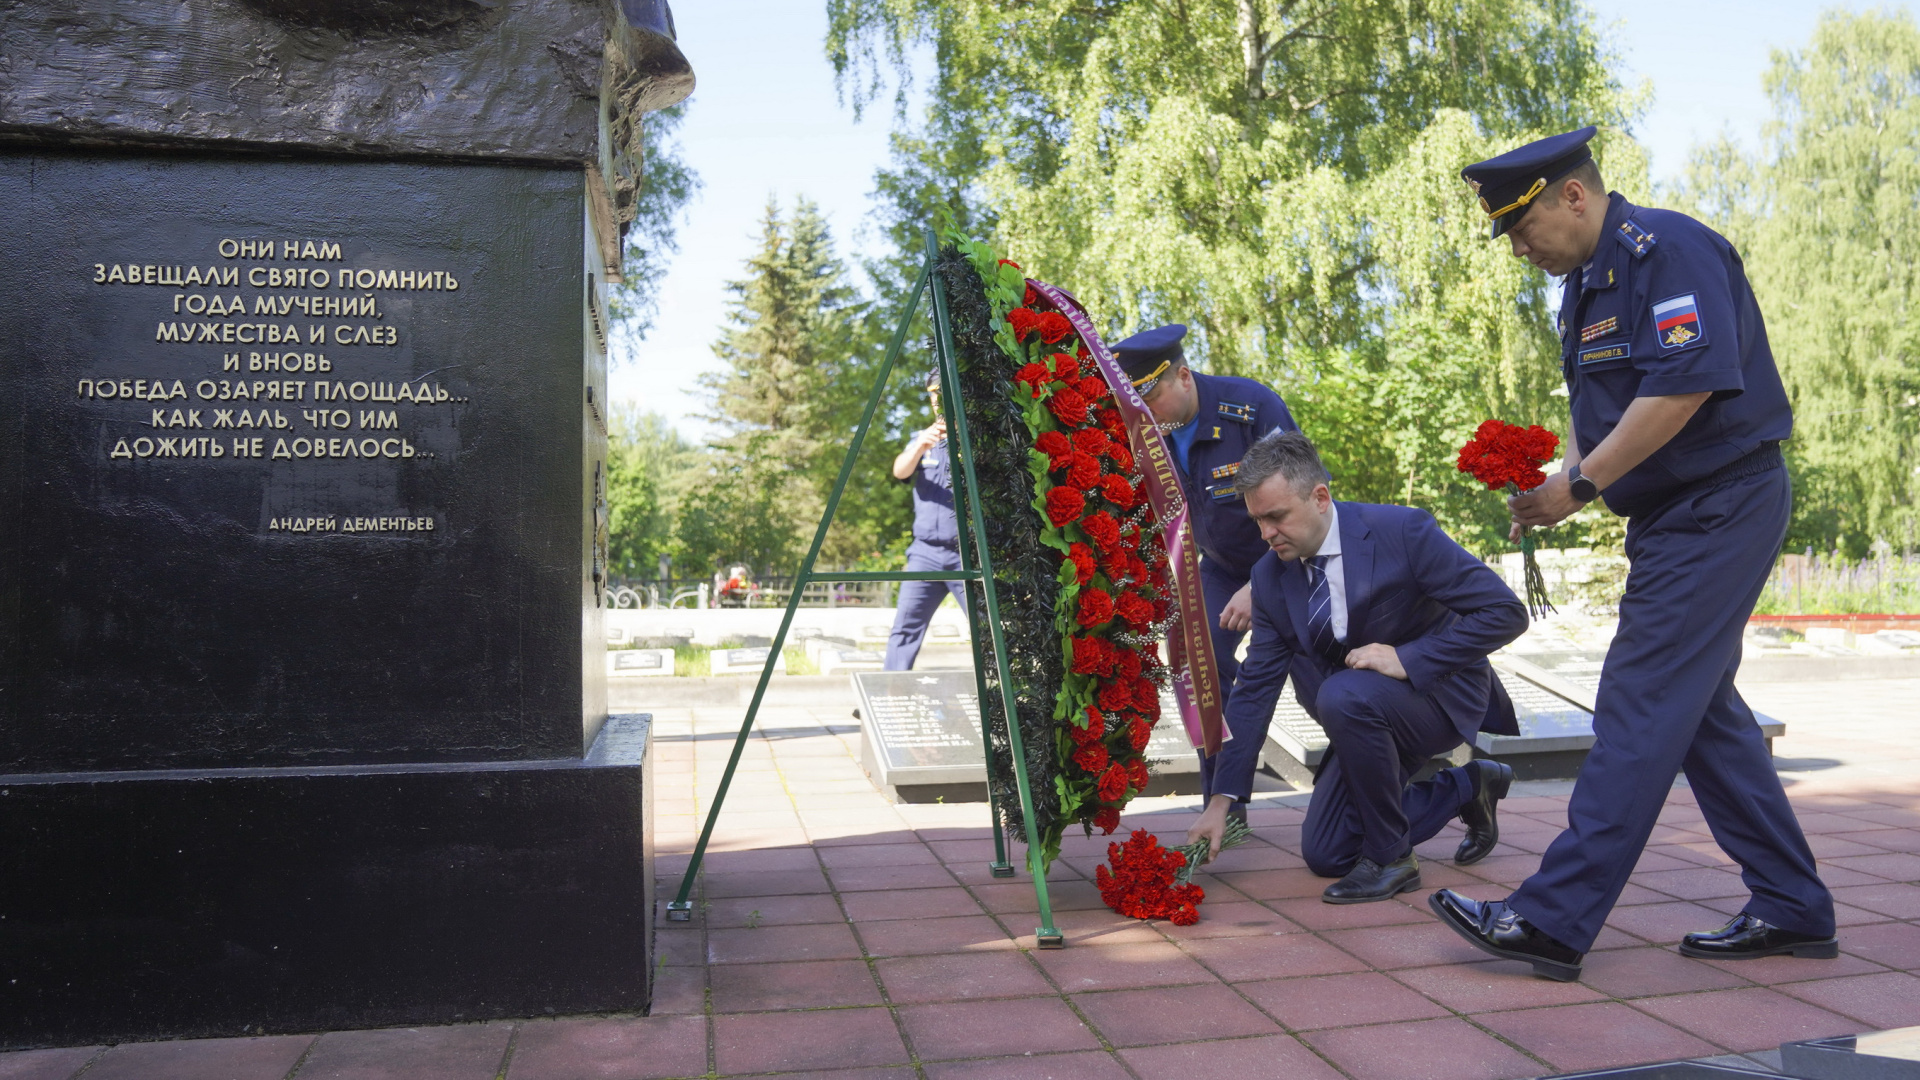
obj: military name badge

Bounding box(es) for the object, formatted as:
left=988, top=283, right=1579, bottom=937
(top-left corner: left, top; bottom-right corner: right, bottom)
left=1578, top=344, right=1630, bottom=367
left=1652, top=293, right=1705, bottom=350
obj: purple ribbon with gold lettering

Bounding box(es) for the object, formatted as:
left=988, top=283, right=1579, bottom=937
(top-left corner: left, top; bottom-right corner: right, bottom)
left=1027, top=281, right=1227, bottom=757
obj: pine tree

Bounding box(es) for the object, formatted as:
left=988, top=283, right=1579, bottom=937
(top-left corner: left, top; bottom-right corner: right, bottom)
left=698, top=198, right=910, bottom=573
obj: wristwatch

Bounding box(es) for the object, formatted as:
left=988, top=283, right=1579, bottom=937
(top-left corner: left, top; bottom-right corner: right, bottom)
left=1567, top=463, right=1599, bottom=504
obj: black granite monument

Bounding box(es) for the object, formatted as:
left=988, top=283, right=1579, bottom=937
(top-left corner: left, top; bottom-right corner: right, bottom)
left=0, top=0, right=692, bottom=1048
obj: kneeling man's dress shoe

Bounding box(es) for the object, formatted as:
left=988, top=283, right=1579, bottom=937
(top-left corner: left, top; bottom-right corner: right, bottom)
left=1428, top=888, right=1583, bottom=981
left=1679, top=913, right=1838, bottom=960
left=1323, top=853, right=1420, bottom=904
left=1454, top=759, right=1513, bottom=866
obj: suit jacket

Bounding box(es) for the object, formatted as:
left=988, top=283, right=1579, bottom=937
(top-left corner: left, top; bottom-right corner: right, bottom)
left=1212, top=502, right=1527, bottom=799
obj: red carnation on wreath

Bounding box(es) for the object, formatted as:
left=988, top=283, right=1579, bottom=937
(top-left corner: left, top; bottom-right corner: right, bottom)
left=1081, top=510, right=1122, bottom=552
left=1067, top=451, right=1101, bottom=489
left=1045, top=486, right=1085, bottom=527
left=1035, top=430, right=1073, bottom=469
left=1066, top=542, right=1098, bottom=585
left=1006, top=307, right=1044, bottom=341
left=1092, top=807, right=1121, bottom=835
left=1037, top=311, right=1076, bottom=343
left=1077, top=588, right=1115, bottom=628
left=1048, top=387, right=1090, bottom=426
left=1050, top=352, right=1081, bottom=381
left=1014, top=361, right=1052, bottom=397
left=1455, top=419, right=1561, bottom=618
left=1070, top=636, right=1114, bottom=676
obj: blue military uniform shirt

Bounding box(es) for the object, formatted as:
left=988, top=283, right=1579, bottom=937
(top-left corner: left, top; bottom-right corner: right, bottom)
left=1560, top=193, right=1793, bottom=517
left=907, top=440, right=959, bottom=546
left=1178, top=372, right=1300, bottom=578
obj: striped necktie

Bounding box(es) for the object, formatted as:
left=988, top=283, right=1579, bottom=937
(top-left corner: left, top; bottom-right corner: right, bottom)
left=1305, top=554, right=1346, bottom=664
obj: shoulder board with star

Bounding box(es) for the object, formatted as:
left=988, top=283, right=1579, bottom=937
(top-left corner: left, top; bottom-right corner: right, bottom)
left=1216, top=400, right=1256, bottom=424
left=1614, top=217, right=1657, bottom=258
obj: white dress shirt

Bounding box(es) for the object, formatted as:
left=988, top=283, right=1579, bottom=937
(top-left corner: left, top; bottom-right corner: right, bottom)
left=1315, top=502, right=1349, bottom=643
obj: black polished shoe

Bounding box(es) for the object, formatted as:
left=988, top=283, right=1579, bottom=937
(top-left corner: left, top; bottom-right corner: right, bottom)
left=1323, top=853, right=1421, bottom=904
left=1679, top=913, right=1839, bottom=960
left=1454, top=759, right=1513, bottom=866
left=1428, top=888, right=1584, bottom=981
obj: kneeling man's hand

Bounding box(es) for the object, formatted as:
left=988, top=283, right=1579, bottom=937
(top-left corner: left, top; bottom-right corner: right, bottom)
left=1344, top=643, right=1407, bottom=680
left=1185, top=794, right=1235, bottom=862
left=1219, top=582, right=1254, bottom=632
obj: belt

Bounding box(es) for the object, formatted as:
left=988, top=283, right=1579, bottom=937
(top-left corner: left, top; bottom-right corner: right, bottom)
left=1629, top=441, right=1783, bottom=519
left=1688, top=441, right=1783, bottom=492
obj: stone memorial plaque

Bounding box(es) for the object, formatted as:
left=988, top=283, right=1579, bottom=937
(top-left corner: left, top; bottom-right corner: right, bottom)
left=1784, top=1026, right=1920, bottom=1080
left=851, top=671, right=985, bottom=789
left=0, top=0, right=693, bottom=1043
left=709, top=647, right=785, bottom=676
left=607, top=649, right=674, bottom=677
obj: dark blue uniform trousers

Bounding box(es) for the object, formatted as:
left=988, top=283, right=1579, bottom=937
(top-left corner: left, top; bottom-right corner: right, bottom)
left=1510, top=468, right=1834, bottom=951
left=1301, top=670, right=1474, bottom=874
left=883, top=540, right=967, bottom=671
left=1196, top=558, right=1252, bottom=803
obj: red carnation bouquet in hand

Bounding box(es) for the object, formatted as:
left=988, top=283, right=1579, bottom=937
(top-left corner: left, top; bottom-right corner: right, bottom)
left=1456, top=419, right=1561, bottom=618
left=1095, top=819, right=1252, bottom=925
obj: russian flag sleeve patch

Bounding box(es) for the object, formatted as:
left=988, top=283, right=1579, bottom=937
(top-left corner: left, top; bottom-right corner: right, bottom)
left=1652, top=293, right=1706, bottom=351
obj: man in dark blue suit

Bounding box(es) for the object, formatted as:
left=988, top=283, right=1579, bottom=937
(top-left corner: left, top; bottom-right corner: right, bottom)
left=1187, top=432, right=1530, bottom=902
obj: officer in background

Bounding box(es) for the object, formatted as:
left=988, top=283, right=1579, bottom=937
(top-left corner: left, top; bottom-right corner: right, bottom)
left=1429, top=128, right=1835, bottom=982
left=882, top=370, right=967, bottom=670
left=1110, top=326, right=1299, bottom=809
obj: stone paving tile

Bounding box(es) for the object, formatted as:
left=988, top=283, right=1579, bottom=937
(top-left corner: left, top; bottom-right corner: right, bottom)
left=1832, top=882, right=1920, bottom=919
left=80, top=1035, right=312, bottom=1080
left=1120, top=1033, right=1347, bottom=1080
left=707, top=921, right=864, bottom=964
left=840, top=886, right=983, bottom=922
left=1575, top=946, right=1755, bottom=997
left=829, top=862, right=964, bottom=892
left=1238, top=971, right=1452, bottom=1030
left=1603, top=900, right=1736, bottom=944
left=654, top=926, right=707, bottom=967
left=1846, top=828, right=1920, bottom=853
left=817, top=842, right=941, bottom=868
left=897, top=996, right=1102, bottom=1060
left=922, top=1051, right=1132, bottom=1080
left=709, top=957, right=884, bottom=1012
left=704, top=892, right=845, bottom=928
left=1475, top=1001, right=1718, bottom=1071
left=855, top=914, right=1019, bottom=956
left=1389, top=960, right=1610, bottom=1012
left=711, top=1006, right=908, bottom=1074
left=298, top=1023, right=512, bottom=1080
left=1033, top=940, right=1222, bottom=991
left=702, top=867, right=832, bottom=898
left=1838, top=919, right=1920, bottom=967
left=647, top=964, right=709, bottom=1016
left=1211, top=867, right=1334, bottom=900
left=1825, top=852, right=1920, bottom=880
left=1777, top=971, right=1920, bottom=1028
left=1321, top=922, right=1491, bottom=970
left=874, top=951, right=1055, bottom=1003
left=1014, top=907, right=1168, bottom=948
left=1689, top=949, right=1887, bottom=985
left=1631, top=867, right=1752, bottom=901
left=699, top=847, right=819, bottom=872
left=1180, top=930, right=1370, bottom=981
left=970, top=878, right=1108, bottom=914
left=1072, top=983, right=1283, bottom=1047
left=0, top=1047, right=101, bottom=1080
left=1630, top=987, right=1862, bottom=1052
left=1305, top=1017, right=1543, bottom=1080
left=506, top=1016, right=709, bottom=1080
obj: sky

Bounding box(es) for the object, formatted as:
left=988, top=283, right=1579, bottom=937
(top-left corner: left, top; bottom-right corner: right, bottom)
left=612, top=0, right=1908, bottom=442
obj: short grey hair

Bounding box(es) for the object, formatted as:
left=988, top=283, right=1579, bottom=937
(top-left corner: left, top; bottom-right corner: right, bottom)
left=1234, top=430, right=1331, bottom=497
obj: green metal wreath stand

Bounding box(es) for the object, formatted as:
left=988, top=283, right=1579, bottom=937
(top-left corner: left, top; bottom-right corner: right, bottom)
left=664, top=230, right=1066, bottom=948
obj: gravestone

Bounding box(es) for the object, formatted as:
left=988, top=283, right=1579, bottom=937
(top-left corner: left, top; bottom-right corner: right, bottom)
left=852, top=671, right=985, bottom=800
left=818, top=648, right=886, bottom=675
left=710, top=647, right=787, bottom=676
left=609, top=648, right=676, bottom=677
left=0, top=0, right=691, bottom=1050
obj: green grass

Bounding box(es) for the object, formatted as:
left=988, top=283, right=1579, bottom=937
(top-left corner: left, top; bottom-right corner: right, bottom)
left=1753, top=554, right=1920, bottom=615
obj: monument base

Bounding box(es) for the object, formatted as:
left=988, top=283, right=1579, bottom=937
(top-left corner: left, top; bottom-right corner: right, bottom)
left=0, top=716, right=654, bottom=1051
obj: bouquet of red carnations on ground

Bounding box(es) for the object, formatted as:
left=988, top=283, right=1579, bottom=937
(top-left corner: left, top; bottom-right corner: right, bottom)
left=1094, top=819, right=1251, bottom=925
left=1456, top=419, right=1561, bottom=618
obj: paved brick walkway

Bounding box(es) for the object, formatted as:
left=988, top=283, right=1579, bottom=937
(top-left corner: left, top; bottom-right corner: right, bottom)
left=5, top=680, right=1916, bottom=1080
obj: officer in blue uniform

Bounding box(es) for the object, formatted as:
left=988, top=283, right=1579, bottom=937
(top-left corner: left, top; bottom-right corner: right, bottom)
left=1110, top=326, right=1299, bottom=810
left=883, top=371, right=967, bottom=670
left=1429, top=128, right=1836, bottom=981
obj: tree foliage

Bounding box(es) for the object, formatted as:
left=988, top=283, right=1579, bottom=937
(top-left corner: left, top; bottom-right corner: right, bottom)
left=829, top=0, right=1645, bottom=550
left=1674, top=9, right=1920, bottom=555
left=699, top=198, right=918, bottom=571
left=607, top=103, right=701, bottom=345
